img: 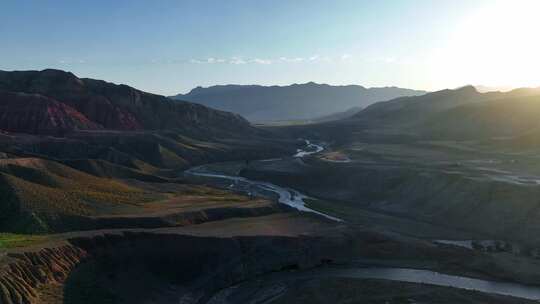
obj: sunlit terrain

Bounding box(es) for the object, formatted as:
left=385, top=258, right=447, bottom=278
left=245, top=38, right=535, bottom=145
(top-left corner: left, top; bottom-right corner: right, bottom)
left=2, top=1, right=540, bottom=304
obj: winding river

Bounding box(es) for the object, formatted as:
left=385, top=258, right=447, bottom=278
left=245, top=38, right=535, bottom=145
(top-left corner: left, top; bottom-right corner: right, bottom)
left=208, top=267, right=540, bottom=302
left=330, top=267, right=540, bottom=300
left=185, top=140, right=342, bottom=222
left=293, top=139, right=324, bottom=157
left=186, top=140, right=540, bottom=301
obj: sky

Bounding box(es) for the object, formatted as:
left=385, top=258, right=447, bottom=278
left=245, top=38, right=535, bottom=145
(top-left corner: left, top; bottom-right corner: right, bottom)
left=1, top=0, right=539, bottom=95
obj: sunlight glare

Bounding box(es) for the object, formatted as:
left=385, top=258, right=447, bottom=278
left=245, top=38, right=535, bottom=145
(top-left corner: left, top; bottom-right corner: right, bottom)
left=430, top=0, right=540, bottom=90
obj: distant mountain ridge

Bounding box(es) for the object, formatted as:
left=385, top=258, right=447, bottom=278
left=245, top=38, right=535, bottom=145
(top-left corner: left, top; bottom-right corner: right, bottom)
left=171, top=82, right=426, bottom=122
left=351, top=85, right=540, bottom=139
left=312, top=106, right=363, bottom=123
left=354, top=85, right=486, bottom=124
left=420, top=88, right=540, bottom=139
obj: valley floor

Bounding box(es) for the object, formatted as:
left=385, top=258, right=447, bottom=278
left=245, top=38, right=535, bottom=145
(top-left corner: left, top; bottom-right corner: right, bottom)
left=4, top=140, right=540, bottom=304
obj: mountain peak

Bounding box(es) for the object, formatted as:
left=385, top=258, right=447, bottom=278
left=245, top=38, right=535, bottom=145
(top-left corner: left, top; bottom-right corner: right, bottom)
left=455, top=85, right=478, bottom=93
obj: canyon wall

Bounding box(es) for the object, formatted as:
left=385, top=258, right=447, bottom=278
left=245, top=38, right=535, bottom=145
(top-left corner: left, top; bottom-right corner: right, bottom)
left=0, top=245, right=88, bottom=304
left=0, top=229, right=357, bottom=304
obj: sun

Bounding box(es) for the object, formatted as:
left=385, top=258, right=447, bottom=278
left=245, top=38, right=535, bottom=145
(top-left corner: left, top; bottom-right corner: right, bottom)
left=430, top=0, right=540, bottom=90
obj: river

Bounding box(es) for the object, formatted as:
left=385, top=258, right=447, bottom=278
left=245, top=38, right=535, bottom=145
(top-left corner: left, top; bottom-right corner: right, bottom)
left=207, top=266, right=540, bottom=302
left=187, top=140, right=540, bottom=301
left=185, top=140, right=342, bottom=222
left=330, top=267, right=540, bottom=300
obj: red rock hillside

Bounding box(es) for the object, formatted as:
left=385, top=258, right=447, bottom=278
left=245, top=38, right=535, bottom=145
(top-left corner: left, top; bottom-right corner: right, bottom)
left=0, top=69, right=254, bottom=135
left=0, top=91, right=102, bottom=135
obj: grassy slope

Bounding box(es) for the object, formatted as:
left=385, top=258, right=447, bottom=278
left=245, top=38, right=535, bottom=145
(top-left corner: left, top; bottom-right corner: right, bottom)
left=0, top=156, right=277, bottom=234
left=0, top=233, right=46, bottom=249
left=0, top=158, right=163, bottom=233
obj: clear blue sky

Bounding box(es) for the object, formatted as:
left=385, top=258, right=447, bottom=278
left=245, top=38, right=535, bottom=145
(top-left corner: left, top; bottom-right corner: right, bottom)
left=4, top=0, right=534, bottom=95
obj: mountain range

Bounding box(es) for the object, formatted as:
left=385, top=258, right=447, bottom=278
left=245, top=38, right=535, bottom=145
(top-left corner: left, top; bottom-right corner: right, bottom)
left=3, top=69, right=540, bottom=235
left=171, top=82, right=426, bottom=122
left=0, top=69, right=253, bottom=136
left=0, top=69, right=293, bottom=174
left=346, top=85, right=540, bottom=141
left=0, top=69, right=295, bottom=234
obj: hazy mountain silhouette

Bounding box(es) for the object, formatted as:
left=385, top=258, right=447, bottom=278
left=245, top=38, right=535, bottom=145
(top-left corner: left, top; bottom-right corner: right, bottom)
left=171, top=82, right=426, bottom=122
left=420, top=88, right=540, bottom=139
left=354, top=85, right=485, bottom=124
left=350, top=85, right=540, bottom=139
left=474, top=85, right=515, bottom=93
left=311, top=106, right=363, bottom=123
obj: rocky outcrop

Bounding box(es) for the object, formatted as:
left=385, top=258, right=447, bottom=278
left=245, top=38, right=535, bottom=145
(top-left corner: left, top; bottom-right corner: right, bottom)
left=0, top=245, right=88, bottom=304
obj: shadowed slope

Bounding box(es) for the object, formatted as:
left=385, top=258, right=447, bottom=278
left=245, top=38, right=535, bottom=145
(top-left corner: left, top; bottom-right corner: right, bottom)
left=0, top=157, right=160, bottom=233
left=421, top=94, right=540, bottom=139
